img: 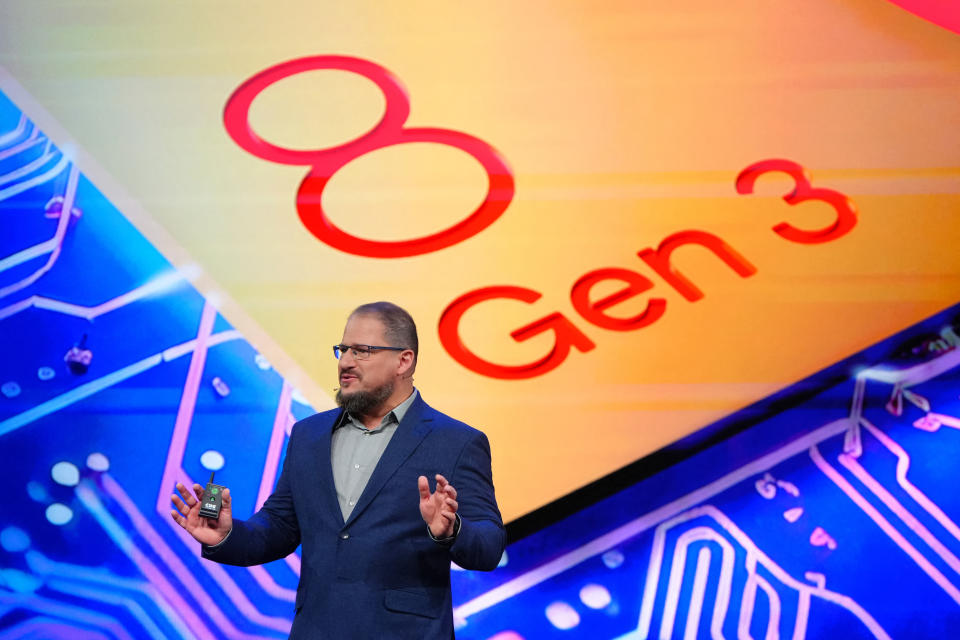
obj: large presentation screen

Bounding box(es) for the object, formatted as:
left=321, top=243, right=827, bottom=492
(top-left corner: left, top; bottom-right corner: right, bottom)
left=3, top=2, right=960, bottom=639
left=2, top=0, right=959, bottom=524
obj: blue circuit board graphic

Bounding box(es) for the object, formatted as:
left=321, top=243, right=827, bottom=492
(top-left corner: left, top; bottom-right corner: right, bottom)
left=449, top=325, right=960, bottom=639
left=0, top=89, right=315, bottom=639
left=2, top=86, right=960, bottom=639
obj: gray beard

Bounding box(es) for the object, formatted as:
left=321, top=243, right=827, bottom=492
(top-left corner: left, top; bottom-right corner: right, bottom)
left=335, top=380, right=395, bottom=416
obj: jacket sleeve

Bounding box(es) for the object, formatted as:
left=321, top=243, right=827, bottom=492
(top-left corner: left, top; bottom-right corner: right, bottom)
left=201, top=423, right=302, bottom=566
left=448, top=430, right=506, bottom=571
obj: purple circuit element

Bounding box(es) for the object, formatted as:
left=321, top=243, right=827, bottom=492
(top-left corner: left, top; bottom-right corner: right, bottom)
left=211, top=376, right=230, bottom=398
left=64, top=334, right=92, bottom=375
left=783, top=507, right=804, bottom=523
left=809, top=526, right=837, bottom=550
left=43, top=195, right=82, bottom=222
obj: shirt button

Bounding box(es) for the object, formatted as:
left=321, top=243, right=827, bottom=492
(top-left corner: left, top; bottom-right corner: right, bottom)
left=354, top=464, right=360, bottom=470
left=340, top=532, right=349, bottom=539
left=348, top=501, right=355, bottom=506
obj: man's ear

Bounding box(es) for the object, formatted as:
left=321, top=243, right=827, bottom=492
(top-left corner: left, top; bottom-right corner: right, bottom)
left=397, top=349, right=415, bottom=377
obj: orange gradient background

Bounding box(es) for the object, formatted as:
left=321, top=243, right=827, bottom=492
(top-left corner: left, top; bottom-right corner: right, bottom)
left=2, top=0, right=958, bottom=521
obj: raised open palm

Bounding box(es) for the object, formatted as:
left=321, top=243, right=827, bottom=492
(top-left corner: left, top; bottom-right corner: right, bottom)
left=418, top=474, right=458, bottom=538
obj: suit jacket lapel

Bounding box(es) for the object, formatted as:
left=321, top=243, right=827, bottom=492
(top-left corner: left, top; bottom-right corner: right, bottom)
left=343, top=395, right=433, bottom=527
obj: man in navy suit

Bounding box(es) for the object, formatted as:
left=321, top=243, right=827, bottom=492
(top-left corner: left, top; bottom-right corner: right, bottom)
left=171, top=302, right=505, bottom=638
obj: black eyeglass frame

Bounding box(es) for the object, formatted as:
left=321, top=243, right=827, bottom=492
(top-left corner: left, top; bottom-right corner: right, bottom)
left=332, top=344, right=409, bottom=360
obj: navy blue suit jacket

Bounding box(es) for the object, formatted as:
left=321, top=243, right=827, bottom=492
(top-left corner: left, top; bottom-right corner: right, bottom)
left=202, top=394, right=505, bottom=639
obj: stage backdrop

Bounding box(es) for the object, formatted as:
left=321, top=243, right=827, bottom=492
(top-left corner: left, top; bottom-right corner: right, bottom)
left=1, top=1, right=959, bottom=638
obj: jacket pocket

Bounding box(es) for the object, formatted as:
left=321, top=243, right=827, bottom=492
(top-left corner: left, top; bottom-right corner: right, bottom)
left=383, top=588, right=441, bottom=619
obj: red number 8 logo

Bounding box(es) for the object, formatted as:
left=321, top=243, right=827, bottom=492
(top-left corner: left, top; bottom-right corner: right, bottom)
left=223, top=55, right=516, bottom=258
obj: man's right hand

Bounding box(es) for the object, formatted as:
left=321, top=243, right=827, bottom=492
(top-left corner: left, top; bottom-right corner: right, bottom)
left=170, top=482, right=233, bottom=546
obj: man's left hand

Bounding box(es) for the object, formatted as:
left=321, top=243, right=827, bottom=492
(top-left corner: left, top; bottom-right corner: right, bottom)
left=418, top=474, right=459, bottom=538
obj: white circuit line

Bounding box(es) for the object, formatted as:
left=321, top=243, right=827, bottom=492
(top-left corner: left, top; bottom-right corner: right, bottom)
left=0, top=125, right=41, bottom=161
left=0, top=143, right=57, bottom=186
left=636, top=506, right=889, bottom=640
left=0, top=113, right=28, bottom=147
left=0, top=151, right=69, bottom=203
left=0, top=330, right=241, bottom=438
left=452, top=418, right=852, bottom=620
left=811, top=444, right=960, bottom=606
left=0, top=269, right=192, bottom=321
left=0, top=162, right=78, bottom=301
left=683, top=547, right=714, bottom=640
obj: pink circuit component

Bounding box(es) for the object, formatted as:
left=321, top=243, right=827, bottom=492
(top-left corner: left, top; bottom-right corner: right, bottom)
left=64, top=335, right=93, bottom=375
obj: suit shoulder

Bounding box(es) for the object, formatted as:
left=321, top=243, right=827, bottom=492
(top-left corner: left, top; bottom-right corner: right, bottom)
left=424, top=405, right=487, bottom=441
left=290, top=407, right=341, bottom=436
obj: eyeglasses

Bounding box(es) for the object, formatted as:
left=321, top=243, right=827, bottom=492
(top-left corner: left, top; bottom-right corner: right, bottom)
left=333, top=344, right=407, bottom=360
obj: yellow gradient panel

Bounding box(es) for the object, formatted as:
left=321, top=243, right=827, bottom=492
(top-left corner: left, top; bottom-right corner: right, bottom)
left=2, top=0, right=957, bottom=520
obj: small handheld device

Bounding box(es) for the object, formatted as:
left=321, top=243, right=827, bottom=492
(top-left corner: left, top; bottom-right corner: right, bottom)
left=198, top=472, right=226, bottom=520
